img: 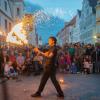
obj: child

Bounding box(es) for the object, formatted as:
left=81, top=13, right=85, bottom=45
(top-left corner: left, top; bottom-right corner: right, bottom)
left=4, top=61, right=18, bottom=79
left=70, top=62, right=77, bottom=74
left=83, top=56, right=92, bottom=74
left=58, top=54, right=66, bottom=73
left=65, top=52, right=71, bottom=72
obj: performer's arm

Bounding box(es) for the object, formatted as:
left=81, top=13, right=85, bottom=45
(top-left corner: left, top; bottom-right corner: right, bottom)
left=39, top=51, right=53, bottom=58
left=34, top=48, right=53, bottom=58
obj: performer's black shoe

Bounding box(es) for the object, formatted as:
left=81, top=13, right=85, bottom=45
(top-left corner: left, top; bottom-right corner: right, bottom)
left=57, top=94, right=64, bottom=98
left=31, top=92, right=41, bottom=97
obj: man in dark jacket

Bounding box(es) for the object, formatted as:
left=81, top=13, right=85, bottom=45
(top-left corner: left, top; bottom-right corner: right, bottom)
left=31, top=37, right=64, bottom=98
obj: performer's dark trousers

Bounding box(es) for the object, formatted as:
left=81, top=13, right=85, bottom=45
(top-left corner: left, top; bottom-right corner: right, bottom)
left=36, top=65, right=63, bottom=95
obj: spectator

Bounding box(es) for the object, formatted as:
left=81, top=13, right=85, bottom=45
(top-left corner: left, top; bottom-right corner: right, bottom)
left=83, top=56, right=92, bottom=74
left=16, top=52, right=25, bottom=74
left=58, top=54, right=66, bottom=73
left=0, top=50, right=9, bottom=77
left=4, top=61, right=18, bottom=79
left=9, top=51, right=17, bottom=72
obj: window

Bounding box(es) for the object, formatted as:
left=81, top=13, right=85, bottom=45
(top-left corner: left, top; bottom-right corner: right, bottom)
left=17, top=8, right=20, bottom=16
left=0, top=0, right=1, bottom=6
left=9, top=22, right=11, bottom=32
left=4, top=1, right=7, bottom=11
left=0, top=16, right=1, bottom=26
left=5, top=19, right=7, bottom=29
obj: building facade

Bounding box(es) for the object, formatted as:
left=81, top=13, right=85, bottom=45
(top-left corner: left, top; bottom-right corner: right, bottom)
left=57, top=16, right=76, bottom=46
left=10, top=0, right=24, bottom=24
left=57, top=25, right=69, bottom=46
left=0, top=0, right=13, bottom=34
left=70, top=10, right=81, bottom=43
left=57, top=0, right=100, bottom=45
left=0, top=0, right=24, bottom=45
left=95, top=0, right=100, bottom=43
left=80, top=0, right=97, bottom=44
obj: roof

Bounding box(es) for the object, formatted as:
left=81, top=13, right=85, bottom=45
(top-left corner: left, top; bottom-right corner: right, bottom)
left=66, top=16, right=76, bottom=26
left=14, top=0, right=23, bottom=2
left=57, top=16, right=76, bottom=36
left=77, top=9, right=81, bottom=17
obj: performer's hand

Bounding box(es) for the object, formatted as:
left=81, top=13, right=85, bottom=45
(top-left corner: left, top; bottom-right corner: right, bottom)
left=44, top=52, right=49, bottom=56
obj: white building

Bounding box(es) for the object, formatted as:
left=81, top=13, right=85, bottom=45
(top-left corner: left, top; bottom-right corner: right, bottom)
left=0, top=0, right=24, bottom=45
left=70, top=10, right=81, bottom=43
left=0, top=0, right=37, bottom=46
left=80, top=0, right=97, bottom=44
left=0, top=0, right=13, bottom=34
left=57, top=25, right=69, bottom=46
left=57, top=17, right=76, bottom=46
left=10, top=0, right=24, bottom=24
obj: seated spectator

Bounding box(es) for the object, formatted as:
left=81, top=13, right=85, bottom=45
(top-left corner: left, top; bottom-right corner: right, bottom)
left=69, top=59, right=77, bottom=74
left=16, top=52, right=25, bottom=74
left=4, top=61, right=18, bottom=79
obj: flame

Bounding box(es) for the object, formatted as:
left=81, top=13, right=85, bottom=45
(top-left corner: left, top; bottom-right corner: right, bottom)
left=6, top=23, right=28, bottom=45
left=59, top=78, right=64, bottom=84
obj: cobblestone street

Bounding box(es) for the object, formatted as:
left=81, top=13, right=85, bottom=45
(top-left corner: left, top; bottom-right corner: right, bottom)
left=0, top=73, right=100, bottom=100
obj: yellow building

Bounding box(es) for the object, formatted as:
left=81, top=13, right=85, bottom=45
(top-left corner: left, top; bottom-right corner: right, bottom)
left=95, top=0, right=100, bottom=43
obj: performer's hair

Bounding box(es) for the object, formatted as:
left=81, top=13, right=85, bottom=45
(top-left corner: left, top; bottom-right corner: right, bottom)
left=49, top=36, right=57, bottom=44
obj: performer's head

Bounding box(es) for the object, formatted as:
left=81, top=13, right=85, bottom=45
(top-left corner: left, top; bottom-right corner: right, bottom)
left=48, top=36, right=57, bottom=46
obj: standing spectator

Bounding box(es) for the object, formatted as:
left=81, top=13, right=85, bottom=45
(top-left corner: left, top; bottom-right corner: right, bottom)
left=24, top=51, right=32, bottom=75
left=65, top=52, right=71, bottom=72
left=91, top=47, right=96, bottom=73
left=95, top=46, right=100, bottom=73
left=9, top=51, right=17, bottom=72
left=33, top=52, right=43, bottom=75
left=68, top=44, right=75, bottom=62
left=75, top=44, right=84, bottom=73
left=85, top=44, right=93, bottom=56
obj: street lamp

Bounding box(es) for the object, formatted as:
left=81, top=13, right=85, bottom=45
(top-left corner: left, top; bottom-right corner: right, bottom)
left=93, top=35, right=97, bottom=39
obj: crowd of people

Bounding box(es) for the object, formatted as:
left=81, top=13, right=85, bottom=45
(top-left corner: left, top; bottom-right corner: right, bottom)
left=57, top=43, right=100, bottom=74
left=0, top=45, right=43, bottom=79
left=0, top=42, right=100, bottom=80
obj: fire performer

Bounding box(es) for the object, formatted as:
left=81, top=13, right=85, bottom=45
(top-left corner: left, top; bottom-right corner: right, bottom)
left=31, top=36, right=64, bottom=98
